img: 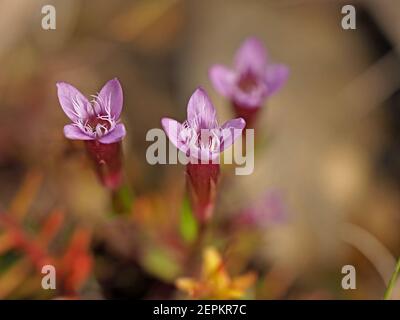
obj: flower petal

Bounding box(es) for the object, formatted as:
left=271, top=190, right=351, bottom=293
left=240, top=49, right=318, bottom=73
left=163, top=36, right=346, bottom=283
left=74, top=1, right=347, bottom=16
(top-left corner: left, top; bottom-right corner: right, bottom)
left=187, top=88, right=216, bottom=124
left=161, top=117, right=185, bottom=151
left=63, top=124, right=93, bottom=141
left=234, top=37, right=267, bottom=75
left=265, top=64, right=289, bottom=95
left=222, top=117, right=246, bottom=131
left=57, top=82, right=89, bottom=122
left=98, top=78, right=123, bottom=119
left=208, top=65, right=236, bottom=97
left=220, top=118, right=246, bottom=151
left=98, top=123, right=126, bottom=144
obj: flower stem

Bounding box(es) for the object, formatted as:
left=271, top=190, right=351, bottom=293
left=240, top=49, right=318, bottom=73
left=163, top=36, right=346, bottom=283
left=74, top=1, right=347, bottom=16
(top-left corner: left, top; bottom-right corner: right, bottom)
left=111, top=185, right=134, bottom=215
left=384, top=257, right=400, bottom=300
left=185, top=222, right=207, bottom=271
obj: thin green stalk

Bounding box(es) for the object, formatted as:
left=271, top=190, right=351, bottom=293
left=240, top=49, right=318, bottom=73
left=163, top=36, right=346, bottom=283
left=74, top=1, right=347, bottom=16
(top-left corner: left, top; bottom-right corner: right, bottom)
left=111, top=185, right=134, bottom=215
left=384, top=257, right=400, bottom=300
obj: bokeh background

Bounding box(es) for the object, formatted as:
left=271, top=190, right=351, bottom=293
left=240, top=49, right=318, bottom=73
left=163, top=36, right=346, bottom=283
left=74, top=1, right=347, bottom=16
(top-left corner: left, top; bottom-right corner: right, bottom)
left=0, top=0, right=400, bottom=299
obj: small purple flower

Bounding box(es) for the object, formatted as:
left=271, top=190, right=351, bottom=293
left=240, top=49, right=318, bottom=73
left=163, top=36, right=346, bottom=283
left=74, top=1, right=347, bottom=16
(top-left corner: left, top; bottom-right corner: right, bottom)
left=57, top=78, right=126, bottom=144
left=56, top=78, right=126, bottom=190
left=209, top=37, right=289, bottom=126
left=161, top=87, right=245, bottom=223
left=161, top=87, right=245, bottom=163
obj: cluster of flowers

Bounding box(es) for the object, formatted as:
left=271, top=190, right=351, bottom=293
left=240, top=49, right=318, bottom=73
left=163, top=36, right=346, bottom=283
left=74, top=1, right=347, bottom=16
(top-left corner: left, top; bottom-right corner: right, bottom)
left=57, top=37, right=288, bottom=224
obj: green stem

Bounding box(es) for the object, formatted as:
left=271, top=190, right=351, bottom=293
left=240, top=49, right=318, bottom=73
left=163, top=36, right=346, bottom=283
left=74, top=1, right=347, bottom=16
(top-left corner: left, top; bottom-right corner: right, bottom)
left=185, top=222, right=207, bottom=271
left=384, top=257, right=400, bottom=300
left=111, top=185, right=134, bottom=215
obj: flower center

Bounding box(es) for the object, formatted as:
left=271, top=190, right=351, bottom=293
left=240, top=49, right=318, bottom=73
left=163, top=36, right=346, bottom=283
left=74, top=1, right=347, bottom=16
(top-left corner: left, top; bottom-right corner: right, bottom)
left=78, top=114, right=115, bottom=138
left=238, top=72, right=258, bottom=93
left=180, top=120, right=221, bottom=153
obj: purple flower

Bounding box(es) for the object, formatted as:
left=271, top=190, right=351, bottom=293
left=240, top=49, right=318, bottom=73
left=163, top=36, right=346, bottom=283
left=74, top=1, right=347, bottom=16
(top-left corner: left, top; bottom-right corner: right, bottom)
left=209, top=37, right=289, bottom=126
left=56, top=78, right=126, bottom=190
left=161, top=87, right=245, bottom=163
left=57, top=78, right=126, bottom=144
left=161, top=87, right=245, bottom=223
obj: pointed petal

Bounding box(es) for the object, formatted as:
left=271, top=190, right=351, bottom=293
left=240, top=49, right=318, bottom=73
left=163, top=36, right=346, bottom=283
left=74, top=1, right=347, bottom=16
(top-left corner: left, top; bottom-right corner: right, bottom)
left=63, top=124, right=93, bottom=141
left=209, top=65, right=236, bottom=97
left=265, top=64, right=289, bottom=95
left=234, top=37, right=267, bottom=75
left=98, top=78, right=123, bottom=119
left=57, top=82, right=89, bottom=122
left=187, top=88, right=216, bottom=123
left=220, top=118, right=246, bottom=151
left=98, top=123, right=126, bottom=144
left=161, top=117, right=185, bottom=152
left=222, top=117, right=246, bottom=131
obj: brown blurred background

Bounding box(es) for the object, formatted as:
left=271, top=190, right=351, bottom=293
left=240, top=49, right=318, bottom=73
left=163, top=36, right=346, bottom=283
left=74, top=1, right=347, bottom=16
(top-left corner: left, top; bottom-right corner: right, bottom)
left=0, top=0, right=400, bottom=299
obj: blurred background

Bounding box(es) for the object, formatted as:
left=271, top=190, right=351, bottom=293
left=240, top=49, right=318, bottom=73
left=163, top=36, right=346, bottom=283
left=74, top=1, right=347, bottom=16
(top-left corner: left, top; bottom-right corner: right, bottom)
left=0, top=0, right=400, bottom=299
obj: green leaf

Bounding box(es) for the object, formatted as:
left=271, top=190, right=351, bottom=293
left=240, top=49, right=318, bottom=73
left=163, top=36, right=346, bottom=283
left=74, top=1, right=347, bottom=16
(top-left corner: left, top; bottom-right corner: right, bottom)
left=179, top=195, right=198, bottom=244
left=142, top=247, right=180, bottom=281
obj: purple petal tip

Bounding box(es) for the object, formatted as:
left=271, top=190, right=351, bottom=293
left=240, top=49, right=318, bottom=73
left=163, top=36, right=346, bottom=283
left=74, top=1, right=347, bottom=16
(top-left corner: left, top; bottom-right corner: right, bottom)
left=238, top=117, right=246, bottom=128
